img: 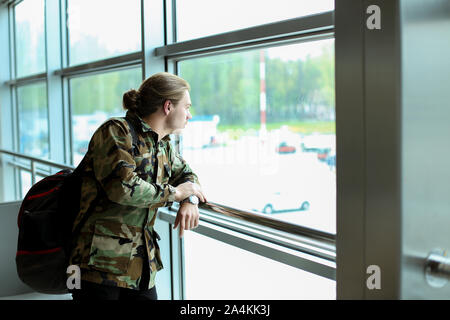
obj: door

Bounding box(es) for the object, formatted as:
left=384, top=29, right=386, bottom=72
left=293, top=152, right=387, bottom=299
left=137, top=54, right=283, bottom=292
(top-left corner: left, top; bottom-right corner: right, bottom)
left=336, top=0, right=450, bottom=299
left=400, top=0, right=450, bottom=299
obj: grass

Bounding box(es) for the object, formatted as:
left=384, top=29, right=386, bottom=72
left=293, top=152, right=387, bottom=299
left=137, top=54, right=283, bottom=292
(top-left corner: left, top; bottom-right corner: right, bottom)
left=217, top=120, right=335, bottom=136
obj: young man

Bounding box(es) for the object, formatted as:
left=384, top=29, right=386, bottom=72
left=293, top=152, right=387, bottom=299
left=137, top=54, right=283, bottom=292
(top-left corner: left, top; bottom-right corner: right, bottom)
left=69, top=72, right=206, bottom=300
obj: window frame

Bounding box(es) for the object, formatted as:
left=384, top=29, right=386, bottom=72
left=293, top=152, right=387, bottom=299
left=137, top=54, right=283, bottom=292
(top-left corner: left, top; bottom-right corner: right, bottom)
left=158, top=1, right=337, bottom=299
left=0, top=0, right=338, bottom=299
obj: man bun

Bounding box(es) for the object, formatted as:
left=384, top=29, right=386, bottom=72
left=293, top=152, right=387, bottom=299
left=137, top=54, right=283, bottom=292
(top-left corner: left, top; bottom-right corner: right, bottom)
left=122, top=89, right=141, bottom=112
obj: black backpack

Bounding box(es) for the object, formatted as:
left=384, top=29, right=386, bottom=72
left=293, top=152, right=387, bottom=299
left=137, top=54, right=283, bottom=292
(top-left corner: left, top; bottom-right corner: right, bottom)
left=15, top=161, right=92, bottom=294
left=15, top=117, right=139, bottom=294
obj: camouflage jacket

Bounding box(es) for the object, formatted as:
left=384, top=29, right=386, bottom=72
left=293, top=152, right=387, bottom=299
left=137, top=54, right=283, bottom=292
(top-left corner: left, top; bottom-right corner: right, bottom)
left=69, top=110, right=199, bottom=290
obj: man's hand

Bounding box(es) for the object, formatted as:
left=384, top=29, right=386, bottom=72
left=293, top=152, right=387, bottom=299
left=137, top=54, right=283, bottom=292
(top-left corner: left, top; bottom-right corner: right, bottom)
left=174, top=181, right=206, bottom=203
left=173, top=202, right=199, bottom=238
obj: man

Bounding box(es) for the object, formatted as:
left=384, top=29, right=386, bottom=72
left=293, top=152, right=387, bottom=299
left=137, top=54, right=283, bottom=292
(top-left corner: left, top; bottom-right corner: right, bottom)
left=69, top=72, right=206, bottom=300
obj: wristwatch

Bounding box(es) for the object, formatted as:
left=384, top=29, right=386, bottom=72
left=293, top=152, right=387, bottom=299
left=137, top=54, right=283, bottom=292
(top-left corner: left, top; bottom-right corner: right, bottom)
left=182, top=195, right=199, bottom=205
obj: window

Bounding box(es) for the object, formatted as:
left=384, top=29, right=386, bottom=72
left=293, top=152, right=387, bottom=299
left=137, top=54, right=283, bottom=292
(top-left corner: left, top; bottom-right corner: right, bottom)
left=69, top=67, right=142, bottom=165
left=0, top=0, right=337, bottom=300
left=67, top=0, right=141, bottom=66
left=184, top=231, right=335, bottom=299
left=178, top=38, right=336, bottom=234
left=176, top=0, right=334, bottom=41
left=14, top=0, right=46, bottom=77
left=17, top=82, right=49, bottom=159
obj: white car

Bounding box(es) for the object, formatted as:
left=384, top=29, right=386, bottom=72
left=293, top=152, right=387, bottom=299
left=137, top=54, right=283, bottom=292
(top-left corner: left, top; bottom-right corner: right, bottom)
left=301, top=134, right=335, bottom=153
left=252, top=191, right=310, bottom=214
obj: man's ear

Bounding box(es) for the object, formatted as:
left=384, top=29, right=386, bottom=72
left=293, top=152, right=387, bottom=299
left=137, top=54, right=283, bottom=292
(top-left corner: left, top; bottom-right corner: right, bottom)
left=163, top=100, right=171, bottom=115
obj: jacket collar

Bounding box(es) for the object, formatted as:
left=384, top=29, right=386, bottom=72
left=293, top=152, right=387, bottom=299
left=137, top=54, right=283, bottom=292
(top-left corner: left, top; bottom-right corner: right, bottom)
left=125, top=110, right=171, bottom=142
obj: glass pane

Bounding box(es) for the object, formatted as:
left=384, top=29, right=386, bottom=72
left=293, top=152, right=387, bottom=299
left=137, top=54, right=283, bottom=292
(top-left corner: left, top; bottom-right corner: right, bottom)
left=67, top=0, right=141, bottom=66
left=184, top=231, right=336, bottom=299
left=178, top=39, right=335, bottom=234
left=176, top=0, right=334, bottom=42
left=17, top=82, right=49, bottom=159
left=20, top=170, right=31, bottom=199
left=14, top=0, right=46, bottom=77
left=70, top=67, right=142, bottom=165
left=20, top=170, right=45, bottom=198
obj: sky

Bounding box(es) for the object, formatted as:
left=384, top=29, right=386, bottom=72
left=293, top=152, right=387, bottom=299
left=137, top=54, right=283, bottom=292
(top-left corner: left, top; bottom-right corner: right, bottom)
left=176, top=0, right=334, bottom=41
left=15, top=0, right=334, bottom=63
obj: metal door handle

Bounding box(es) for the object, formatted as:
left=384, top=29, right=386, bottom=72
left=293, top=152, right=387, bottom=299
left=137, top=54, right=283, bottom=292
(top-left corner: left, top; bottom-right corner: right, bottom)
left=425, top=248, right=450, bottom=288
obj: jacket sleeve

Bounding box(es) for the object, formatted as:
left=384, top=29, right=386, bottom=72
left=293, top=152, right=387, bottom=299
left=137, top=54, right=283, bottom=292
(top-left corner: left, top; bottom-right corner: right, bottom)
left=89, top=119, right=176, bottom=208
left=168, top=143, right=200, bottom=187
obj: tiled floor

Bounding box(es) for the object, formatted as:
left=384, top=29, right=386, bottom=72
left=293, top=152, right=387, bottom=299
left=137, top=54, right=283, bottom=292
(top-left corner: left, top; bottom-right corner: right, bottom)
left=0, top=292, right=72, bottom=300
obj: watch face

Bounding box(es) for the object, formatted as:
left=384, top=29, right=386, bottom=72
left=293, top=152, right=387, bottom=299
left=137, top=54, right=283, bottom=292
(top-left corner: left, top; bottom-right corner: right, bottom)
left=189, top=195, right=199, bottom=205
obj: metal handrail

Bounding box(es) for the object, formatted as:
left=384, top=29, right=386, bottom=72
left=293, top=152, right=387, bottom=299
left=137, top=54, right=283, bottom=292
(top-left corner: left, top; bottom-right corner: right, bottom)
left=0, top=148, right=336, bottom=243
left=0, top=148, right=72, bottom=185
left=201, top=202, right=335, bottom=243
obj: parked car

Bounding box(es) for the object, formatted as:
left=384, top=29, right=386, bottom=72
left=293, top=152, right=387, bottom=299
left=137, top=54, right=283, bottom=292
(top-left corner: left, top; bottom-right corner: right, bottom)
left=252, top=191, right=310, bottom=214
left=74, top=139, right=89, bottom=156
left=276, top=142, right=296, bottom=154
left=301, top=134, right=335, bottom=153
left=317, top=148, right=331, bottom=161
left=325, top=148, right=336, bottom=170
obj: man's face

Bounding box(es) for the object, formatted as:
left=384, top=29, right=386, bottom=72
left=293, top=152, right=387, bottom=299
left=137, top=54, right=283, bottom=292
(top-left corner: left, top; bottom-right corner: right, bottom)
left=167, top=90, right=192, bottom=132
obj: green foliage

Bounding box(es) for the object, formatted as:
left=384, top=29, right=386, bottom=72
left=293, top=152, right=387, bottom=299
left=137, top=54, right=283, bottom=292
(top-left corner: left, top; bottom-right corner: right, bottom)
left=17, top=82, right=47, bottom=112
left=70, top=68, right=142, bottom=115
left=180, top=51, right=260, bottom=126
left=179, top=42, right=335, bottom=128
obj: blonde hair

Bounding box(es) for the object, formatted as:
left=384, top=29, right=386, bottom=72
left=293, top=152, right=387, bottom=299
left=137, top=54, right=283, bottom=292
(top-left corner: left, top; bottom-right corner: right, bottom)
left=123, top=72, right=190, bottom=117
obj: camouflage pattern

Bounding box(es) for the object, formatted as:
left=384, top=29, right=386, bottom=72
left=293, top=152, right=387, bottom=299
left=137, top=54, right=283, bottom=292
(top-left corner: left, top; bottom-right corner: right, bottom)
left=69, top=110, right=199, bottom=290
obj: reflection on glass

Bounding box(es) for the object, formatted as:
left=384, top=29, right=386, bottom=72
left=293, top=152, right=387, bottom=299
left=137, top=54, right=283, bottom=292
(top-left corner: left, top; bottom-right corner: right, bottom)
left=178, top=39, right=335, bottom=233
left=14, top=0, right=46, bottom=77
left=184, top=231, right=336, bottom=299
left=176, top=0, right=334, bottom=41
left=20, top=170, right=31, bottom=199
left=20, top=171, right=44, bottom=198
left=69, top=67, right=142, bottom=165
left=17, top=82, right=49, bottom=159
left=67, top=0, right=141, bottom=66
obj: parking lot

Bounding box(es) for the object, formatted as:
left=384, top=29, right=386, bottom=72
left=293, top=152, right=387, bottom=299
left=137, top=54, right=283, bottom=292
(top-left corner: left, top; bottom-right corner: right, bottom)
left=182, top=133, right=336, bottom=234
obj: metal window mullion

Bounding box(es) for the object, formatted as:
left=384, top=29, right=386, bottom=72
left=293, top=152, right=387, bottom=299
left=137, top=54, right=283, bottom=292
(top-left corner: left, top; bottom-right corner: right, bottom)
left=162, top=0, right=185, bottom=300
left=0, top=4, right=15, bottom=202
left=12, top=84, right=20, bottom=199
left=55, top=51, right=143, bottom=78
left=166, top=0, right=175, bottom=45
left=1, top=0, right=22, bottom=7
left=4, top=72, right=47, bottom=86
left=9, top=2, right=16, bottom=80
left=60, top=0, right=71, bottom=166
left=156, top=11, right=334, bottom=58
left=163, top=0, right=185, bottom=300
left=45, top=0, right=65, bottom=165
left=171, top=31, right=334, bottom=63
left=141, top=0, right=178, bottom=300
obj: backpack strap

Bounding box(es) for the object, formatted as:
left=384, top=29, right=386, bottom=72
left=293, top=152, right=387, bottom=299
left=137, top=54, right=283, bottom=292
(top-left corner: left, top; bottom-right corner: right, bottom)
left=125, top=117, right=140, bottom=156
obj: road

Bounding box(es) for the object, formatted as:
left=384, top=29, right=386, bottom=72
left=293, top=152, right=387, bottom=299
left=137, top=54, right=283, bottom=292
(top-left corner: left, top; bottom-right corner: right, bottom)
left=182, top=137, right=336, bottom=235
